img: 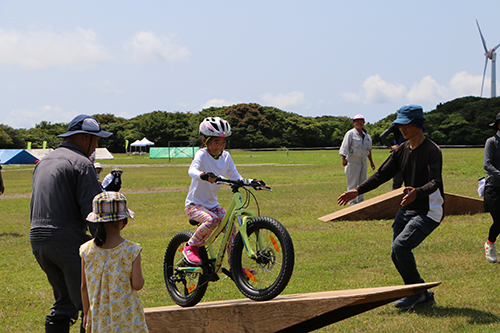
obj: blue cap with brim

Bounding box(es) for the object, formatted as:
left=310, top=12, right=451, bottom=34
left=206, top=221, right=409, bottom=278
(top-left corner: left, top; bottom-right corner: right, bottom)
left=392, top=105, right=425, bottom=125
left=58, top=114, right=112, bottom=138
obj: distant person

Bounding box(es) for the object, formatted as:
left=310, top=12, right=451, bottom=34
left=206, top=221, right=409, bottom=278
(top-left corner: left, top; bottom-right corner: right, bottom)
left=0, top=161, right=4, bottom=195
left=183, top=117, right=265, bottom=265
left=483, top=112, right=500, bottom=263
left=80, top=192, right=148, bottom=332
left=380, top=122, right=406, bottom=189
left=102, top=167, right=123, bottom=191
left=94, top=162, right=103, bottom=182
left=30, top=114, right=112, bottom=332
left=339, top=114, right=375, bottom=205
left=337, top=105, right=444, bottom=310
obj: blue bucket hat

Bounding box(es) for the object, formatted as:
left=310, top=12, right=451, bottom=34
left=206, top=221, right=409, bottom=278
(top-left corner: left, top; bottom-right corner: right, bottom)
left=392, top=105, right=425, bottom=125
left=58, top=114, right=112, bottom=138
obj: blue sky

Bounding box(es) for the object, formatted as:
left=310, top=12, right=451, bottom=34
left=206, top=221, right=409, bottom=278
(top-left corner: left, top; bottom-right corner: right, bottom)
left=1, top=0, right=500, bottom=129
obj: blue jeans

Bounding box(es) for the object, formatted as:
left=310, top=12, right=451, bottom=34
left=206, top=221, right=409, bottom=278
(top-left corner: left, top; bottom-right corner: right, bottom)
left=391, top=209, right=440, bottom=285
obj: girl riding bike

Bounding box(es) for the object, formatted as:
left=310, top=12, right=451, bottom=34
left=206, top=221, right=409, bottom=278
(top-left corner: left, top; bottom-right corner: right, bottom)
left=183, top=117, right=264, bottom=266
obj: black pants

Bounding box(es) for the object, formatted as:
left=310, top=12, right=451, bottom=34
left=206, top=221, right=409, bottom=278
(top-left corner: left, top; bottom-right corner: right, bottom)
left=488, top=210, right=500, bottom=243
left=31, top=239, right=85, bottom=323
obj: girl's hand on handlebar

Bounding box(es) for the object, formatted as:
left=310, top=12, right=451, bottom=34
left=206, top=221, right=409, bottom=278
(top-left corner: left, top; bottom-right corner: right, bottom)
left=201, top=172, right=218, bottom=183
left=242, top=178, right=266, bottom=187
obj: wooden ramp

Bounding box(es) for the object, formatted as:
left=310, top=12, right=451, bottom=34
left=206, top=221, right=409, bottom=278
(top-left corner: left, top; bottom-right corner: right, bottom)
left=319, top=189, right=483, bottom=222
left=144, top=282, right=440, bottom=333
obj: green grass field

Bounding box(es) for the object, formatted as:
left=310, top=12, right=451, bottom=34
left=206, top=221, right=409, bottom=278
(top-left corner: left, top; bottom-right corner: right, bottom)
left=1, top=148, right=499, bottom=332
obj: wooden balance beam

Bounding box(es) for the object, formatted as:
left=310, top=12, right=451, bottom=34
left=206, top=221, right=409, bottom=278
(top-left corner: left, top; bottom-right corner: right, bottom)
left=144, top=282, right=440, bottom=333
left=319, top=189, right=484, bottom=222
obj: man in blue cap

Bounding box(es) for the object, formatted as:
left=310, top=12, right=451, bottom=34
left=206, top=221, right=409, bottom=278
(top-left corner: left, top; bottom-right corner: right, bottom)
left=30, top=115, right=112, bottom=332
left=338, top=105, right=444, bottom=310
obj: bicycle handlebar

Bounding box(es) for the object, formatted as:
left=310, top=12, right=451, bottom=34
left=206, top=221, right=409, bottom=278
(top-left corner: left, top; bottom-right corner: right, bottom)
left=215, top=176, right=272, bottom=191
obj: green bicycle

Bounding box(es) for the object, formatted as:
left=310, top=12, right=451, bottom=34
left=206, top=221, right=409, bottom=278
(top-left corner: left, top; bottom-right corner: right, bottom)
left=163, top=176, right=295, bottom=307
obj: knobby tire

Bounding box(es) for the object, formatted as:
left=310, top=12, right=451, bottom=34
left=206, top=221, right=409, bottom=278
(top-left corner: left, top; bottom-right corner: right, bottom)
left=230, top=216, right=295, bottom=301
left=163, top=230, right=208, bottom=307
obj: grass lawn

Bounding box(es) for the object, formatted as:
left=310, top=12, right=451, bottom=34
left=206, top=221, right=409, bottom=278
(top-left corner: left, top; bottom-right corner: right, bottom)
left=1, top=148, right=499, bottom=332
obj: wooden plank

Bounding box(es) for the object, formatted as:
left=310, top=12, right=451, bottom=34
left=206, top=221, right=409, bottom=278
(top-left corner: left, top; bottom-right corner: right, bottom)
left=144, top=282, right=440, bottom=333
left=318, top=190, right=483, bottom=222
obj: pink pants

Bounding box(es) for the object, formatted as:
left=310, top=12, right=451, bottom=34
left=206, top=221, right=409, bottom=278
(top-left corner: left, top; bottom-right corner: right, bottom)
left=185, top=204, right=238, bottom=263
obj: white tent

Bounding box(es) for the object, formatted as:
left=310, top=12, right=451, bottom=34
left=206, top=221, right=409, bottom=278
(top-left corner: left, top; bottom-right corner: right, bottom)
left=130, top=139, right=149, bottom=154
left=26, top=149, right=54, bottom=160
left=130, top=140, right=145, bottom=147
left=140, top=137, right=155, bottom=146
left=95, top=148, right=114, bottom=160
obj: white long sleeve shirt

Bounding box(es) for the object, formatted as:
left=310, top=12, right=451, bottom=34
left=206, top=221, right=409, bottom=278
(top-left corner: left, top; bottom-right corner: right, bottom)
left=185, top=148, right=242, bottom=209
left=339, top=128, right=372, bottom=163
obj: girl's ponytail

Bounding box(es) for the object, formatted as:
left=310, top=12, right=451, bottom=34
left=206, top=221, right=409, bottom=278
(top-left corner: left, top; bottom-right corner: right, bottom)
left=94, top=222, right=107, bottom=247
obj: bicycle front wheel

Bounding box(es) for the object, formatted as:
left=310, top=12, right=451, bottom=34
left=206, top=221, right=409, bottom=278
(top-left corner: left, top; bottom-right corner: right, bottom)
left=163, top=230, right=208, bottom=307
left=231, top=216, right=295, bottom=301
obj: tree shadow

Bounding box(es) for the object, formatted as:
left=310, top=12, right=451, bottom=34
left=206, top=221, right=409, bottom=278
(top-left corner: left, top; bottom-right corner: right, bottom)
left=410, top=305, right=500, bottom=325
left=0, top=232, right=23, bottom=238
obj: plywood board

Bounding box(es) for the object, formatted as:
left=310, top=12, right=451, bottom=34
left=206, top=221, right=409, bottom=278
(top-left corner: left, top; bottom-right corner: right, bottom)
left=144, top=282, right=440, bottom=333
left=319, top=190, right=483, bottom=222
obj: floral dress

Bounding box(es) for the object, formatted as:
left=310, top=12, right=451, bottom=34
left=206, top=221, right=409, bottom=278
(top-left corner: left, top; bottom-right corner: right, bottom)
left=80, top=239, right=149, bottom=333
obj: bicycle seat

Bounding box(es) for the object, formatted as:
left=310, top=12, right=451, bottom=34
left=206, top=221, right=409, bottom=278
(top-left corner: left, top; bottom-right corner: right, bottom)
left=189, top=219, right=201, bottom=226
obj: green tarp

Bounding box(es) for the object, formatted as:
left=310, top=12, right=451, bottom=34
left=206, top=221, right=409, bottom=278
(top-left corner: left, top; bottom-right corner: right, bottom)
left=149, top=147, right=199, bottom=159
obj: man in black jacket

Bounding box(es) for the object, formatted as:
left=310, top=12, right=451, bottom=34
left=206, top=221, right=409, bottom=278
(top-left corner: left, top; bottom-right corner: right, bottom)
left=338, top=105, right=444, bottom=310
left=30, top=115, right=112, bottom=332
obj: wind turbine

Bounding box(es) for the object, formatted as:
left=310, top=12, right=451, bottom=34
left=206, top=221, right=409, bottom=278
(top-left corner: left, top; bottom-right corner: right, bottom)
left=476, top=19, right=500, bottom=97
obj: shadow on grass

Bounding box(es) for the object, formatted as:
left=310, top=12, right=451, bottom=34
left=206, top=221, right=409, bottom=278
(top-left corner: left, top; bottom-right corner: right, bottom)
left=0, top=232, right=23, bottom=238
left=412, top=305, right=500, bottom=325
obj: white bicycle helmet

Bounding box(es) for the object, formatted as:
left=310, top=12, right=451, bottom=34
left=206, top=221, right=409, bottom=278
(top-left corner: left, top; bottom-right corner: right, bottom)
left=199, top=117, right=232, bottom=137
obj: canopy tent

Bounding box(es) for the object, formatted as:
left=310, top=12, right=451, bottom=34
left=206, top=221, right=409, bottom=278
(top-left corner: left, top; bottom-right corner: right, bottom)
left=0, top=149, right=39, bottom=164
left=130, top=139, right=145, bottom=147
left=140, top=137, right=155, bottom=146
left=130, top=137, right=154, bottom=154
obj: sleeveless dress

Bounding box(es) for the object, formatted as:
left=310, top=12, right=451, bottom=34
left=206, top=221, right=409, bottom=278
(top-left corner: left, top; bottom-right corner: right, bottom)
left=80, top=239, right=149, bottom=333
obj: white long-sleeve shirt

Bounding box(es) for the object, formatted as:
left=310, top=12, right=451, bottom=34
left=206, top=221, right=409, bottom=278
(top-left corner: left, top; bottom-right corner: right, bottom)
left=339, top=128, right=372, bottom=163
left=185, top=148, right=242, bottom=209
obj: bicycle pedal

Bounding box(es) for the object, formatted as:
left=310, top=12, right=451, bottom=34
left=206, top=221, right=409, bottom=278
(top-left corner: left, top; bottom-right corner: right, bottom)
left=182, top=258, right=202, bottom=267
left=221, top=267, right=234, bottom=281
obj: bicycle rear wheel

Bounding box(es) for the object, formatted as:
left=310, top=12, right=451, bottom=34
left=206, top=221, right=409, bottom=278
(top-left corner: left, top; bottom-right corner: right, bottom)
left=163, top=230, right=208, bottom=307
left=231, top=216, right=294, bottom=301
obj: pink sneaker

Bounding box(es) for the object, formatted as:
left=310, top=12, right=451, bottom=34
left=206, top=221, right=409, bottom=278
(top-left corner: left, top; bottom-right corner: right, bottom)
left=183, top=245, right=202, bottom=265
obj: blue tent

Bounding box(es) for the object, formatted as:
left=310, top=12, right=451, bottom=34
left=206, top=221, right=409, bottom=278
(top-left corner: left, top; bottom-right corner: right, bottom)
left=0, top=149, right=39, bottom=164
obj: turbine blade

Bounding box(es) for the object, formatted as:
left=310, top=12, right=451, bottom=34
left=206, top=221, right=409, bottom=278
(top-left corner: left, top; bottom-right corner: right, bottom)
left=493, top=43, right=500, bottom=51
left=481, top=56, right=488, bottom=97
left=476, top=19, right=489, bottom=53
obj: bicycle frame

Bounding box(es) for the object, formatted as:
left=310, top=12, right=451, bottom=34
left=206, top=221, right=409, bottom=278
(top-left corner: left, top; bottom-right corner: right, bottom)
left=177, top=186, right=259, bottom=275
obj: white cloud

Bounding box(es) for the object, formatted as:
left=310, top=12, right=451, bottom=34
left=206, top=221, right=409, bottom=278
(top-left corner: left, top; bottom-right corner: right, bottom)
left=260, top=91, right=308, bottom=109
left=363, top=75, right=406, bottom=103
left=124, top=31, right=191, bottom=63
left=406, top=76, right=447, bottom=103
left=406, top=72, right=484, bottom=104
left=0, top=28, right=111, bottom=70
left=448, top=71, right=484, bottom=97
left=342, top=72, right=485, bottom=109
left=340, top=74, right=406, bottom=105
left=201, top=98, right=233, bottom=109
left=2, top=105, right=73, bottom=129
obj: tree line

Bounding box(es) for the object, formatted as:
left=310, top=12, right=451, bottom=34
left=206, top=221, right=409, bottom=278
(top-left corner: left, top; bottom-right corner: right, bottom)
left=2, top=96, right=500, bottom=152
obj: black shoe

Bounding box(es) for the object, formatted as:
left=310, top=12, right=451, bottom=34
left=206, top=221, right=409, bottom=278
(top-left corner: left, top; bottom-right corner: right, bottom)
left=395, top=291, right=435, bottom=310
left=45, top=317, right=71, bottom=333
